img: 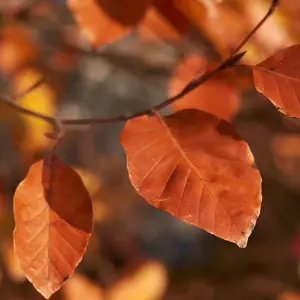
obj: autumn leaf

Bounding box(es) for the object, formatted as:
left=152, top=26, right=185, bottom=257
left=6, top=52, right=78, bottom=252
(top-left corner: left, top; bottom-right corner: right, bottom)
left=13, top=155, right=93, bottom=298
left=12, top=68, right=56, bottom=153
left=169, top=54, right=240, bottom=121
left=0, top=24, right=38, bottom=75
left=63, top=273, right=104, bottom=300
left=174, top=0, right=247, bottom=57
left=106, top=260, right=167, bottom=300
left=120, top=110, right=262, bottom=247
left=67, top=0, right=152, bottom=48
left=253, top=44, right=300, bottom=118
left=138, top=0, right=188, bottom=41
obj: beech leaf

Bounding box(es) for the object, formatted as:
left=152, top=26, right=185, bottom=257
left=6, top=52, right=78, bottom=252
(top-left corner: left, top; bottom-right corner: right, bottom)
left=253, top=44, right=300, bottom=118
left=67, top=0, right=151, bottom=48
left=13, top=155, right=93, bottom=298
left=120, top=110, right=262, bottom=247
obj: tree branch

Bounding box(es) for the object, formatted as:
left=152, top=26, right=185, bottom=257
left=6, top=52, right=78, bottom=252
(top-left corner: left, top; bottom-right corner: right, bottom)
left=0, top=0, right=279, bottom=127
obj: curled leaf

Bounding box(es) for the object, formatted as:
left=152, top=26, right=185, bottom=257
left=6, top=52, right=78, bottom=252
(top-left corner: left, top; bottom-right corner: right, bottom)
left=121, top=110, right=262, bottom=247
left=13, top=156, right=93, bottom=298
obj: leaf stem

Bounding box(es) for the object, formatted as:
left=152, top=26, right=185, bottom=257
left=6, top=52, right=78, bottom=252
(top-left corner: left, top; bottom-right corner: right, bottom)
left=0, top=0, right=279, bottom=126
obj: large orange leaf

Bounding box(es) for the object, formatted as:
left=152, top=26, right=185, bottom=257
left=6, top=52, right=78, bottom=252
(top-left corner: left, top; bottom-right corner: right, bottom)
left=13, top=156, right=93, bottom=298
left=169, top=54, right=240, bottom=121
left=67, top=0, right=152, bottom=48
left=120, top=110, right=262, bottom=247
left=253, top=44, right=300, bottom=118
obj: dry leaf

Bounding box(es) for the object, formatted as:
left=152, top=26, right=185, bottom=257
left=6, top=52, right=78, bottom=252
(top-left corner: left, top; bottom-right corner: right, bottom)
left=106, top=260, right=167, bottom=300
left=13, top=156, right=93, bottom=298
left=169, top=54, right=240, bottom=120
left=67, top=0, right=151, bottom=48
left=253, top=44, right=300, bottom=118
left=63, top=273, right=104, bottom=300
left=120, top=110, right=262, bottom=247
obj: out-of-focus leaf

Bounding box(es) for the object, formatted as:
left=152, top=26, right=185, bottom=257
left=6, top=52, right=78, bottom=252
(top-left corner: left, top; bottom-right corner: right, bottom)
left=120, top=110, right=262, bottom=247
left=271, top=134, right=300, bottom=189
left=253, top=44, right=300, bottom=118
left=13, top=156, right=93, bottom=298
left=67, top=0, right=152, bottom=48
left=169, top=54, right=240, bottom=120
left=2, top=240, right=26, bottom=282
left=138, top=0, right=188, bottom=41
left=278, top=291, right=300, bottom=300
left=12, top=68, right=56, bottom=153
left=174, top=0, right=247, bottom=57
left=0, top=24, right=38, bottom=75
left=106, top=260, right=167, bottom=300
left=63, top=273, right=104, bottom=300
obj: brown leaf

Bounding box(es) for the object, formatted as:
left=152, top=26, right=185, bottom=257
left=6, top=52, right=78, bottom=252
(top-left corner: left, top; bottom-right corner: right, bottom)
left=67, top=0, right=151, bottom=48
left=120, top=110, right=262, bottom=247
left=13, top=155, right=93, bottom=298
left=169, top=54, right=240, bottom=121
left=106, top=260, right=167, bottom=300
left=253, top=44, right=300, bottom=118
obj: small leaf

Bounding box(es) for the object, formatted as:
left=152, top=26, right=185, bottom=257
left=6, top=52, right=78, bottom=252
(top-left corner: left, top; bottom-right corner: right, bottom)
left=253, top=44, right=300, bottom=118
left=13, top=155, right=93, bottom=298
left=67, top=0, right=151, bottom=48
left=121, top=110, right=262, bottom=247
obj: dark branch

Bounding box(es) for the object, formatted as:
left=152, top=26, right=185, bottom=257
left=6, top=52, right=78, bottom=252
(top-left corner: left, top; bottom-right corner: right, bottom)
left=0, top=0, right=279, bottom=126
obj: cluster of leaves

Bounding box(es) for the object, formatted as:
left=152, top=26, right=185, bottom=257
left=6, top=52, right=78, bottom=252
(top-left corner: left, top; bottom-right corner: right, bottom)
left=4, top=0, right=300, bottom=298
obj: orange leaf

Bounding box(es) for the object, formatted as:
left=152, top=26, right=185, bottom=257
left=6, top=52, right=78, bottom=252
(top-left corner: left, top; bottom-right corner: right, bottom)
left=67, top=0, right=152, bottom=48
left=169, top=54, right=240, bottom=121
left=106, top=260, right=167, bottom=300
left=0, top=24, right=38, bottom=75
left=174, top=0, right=247, bottom=57
left=63, top=273, right=104, bottom=300
left=13, top=156, right=93, bottom=298
left=138, top=0, right=188, bottom=41
left=120, top=110, right=262, bottom=247
left=253, top=44, right=300, bottom=118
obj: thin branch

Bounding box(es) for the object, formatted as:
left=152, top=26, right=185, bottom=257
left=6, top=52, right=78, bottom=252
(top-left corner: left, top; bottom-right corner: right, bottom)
left=0, top=0, right=279, bottom=126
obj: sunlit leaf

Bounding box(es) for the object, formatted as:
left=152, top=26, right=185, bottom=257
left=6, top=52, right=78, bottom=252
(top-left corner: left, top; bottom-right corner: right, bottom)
left=12, top=68, right=56, bottom=153
left=121, top=110, right=262, bottom=247
left=253, top=44, right=300, bottom=118
left=13, top=156, right=93, bottom=298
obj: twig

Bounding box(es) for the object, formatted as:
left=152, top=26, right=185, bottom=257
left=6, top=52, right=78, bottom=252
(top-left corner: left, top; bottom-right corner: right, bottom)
left=0, top=0, right=279, bottom=127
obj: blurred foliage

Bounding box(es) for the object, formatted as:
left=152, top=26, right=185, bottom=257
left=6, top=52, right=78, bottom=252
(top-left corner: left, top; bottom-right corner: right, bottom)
left=0, top=0, right=300, bottom=299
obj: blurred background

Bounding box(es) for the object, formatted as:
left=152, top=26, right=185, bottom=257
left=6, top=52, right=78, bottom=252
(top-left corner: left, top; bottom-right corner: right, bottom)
left=1, top=0, right=300, bottom=299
